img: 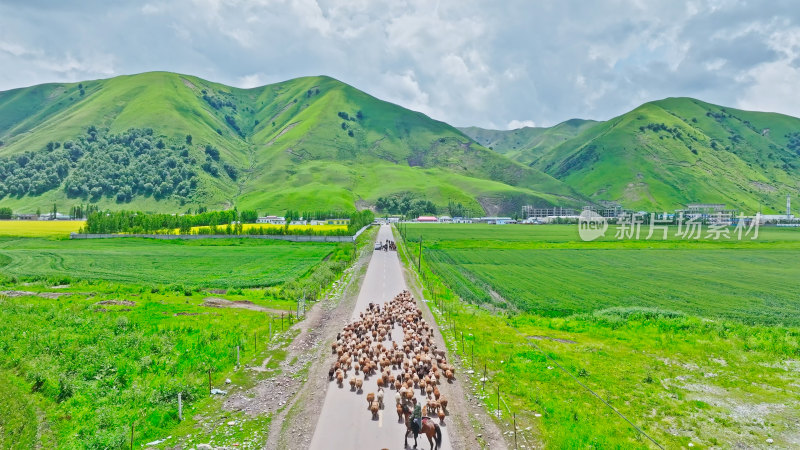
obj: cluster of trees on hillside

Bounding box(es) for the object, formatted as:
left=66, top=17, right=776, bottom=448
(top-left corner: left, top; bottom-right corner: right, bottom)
left=787, top=132, right=800, bottom=155
left=63, top=128, right=200, bottom=202
left=201, top=89, right=237, bottom=110
left=447, top=200, right=468, bottom=217
left=0, top=127, right=239, bottom=204
left=375, top=193, right=437, bottom=217
left=0, top=142, right=71, bottom=197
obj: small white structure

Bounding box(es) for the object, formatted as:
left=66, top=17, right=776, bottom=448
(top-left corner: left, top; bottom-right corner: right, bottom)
left=452, top=217, right=473, bottom=224
left=256, top=215, right=286, bottom=225
left=477, top=217, right=515, bottom=225
left=438, top=216, right=453, bottom=223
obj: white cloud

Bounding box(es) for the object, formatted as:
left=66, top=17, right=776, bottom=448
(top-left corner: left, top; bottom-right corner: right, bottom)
left=507, top=119, right=536, bottom=129
left=0, top=40, right=35, bottom=57
left=737, top=60, right=800, bottom=117
left=236, top=73, right=266, bottom=88
left=1, top=0, right=800, bottom=127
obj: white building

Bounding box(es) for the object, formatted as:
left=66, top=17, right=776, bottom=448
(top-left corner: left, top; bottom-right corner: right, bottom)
left=256, top=215, right=286, bottom=225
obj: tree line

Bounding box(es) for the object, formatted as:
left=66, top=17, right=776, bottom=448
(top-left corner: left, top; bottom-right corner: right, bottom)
left=81, top=208, right=374, bottom=235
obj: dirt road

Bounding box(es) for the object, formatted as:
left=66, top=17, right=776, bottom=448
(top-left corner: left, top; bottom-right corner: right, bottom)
left=308, top=225, right=455, bottom=450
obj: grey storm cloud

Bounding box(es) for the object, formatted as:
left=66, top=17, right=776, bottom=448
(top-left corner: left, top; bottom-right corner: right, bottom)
left=1, top=0, right=799, bottom=129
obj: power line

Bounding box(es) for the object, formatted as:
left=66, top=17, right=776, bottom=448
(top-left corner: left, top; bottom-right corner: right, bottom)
left=526, top=339, right=665, bottom=450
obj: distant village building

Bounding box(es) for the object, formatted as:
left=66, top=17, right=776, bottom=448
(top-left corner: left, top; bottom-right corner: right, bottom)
left=256, top=215, right=286, bottom=225
left=325, top=218, right=350, bottom=225
left=437, top=216, right=452, bottom=223
left=675, top=203, right=737, bottom=224
left=416, top=216, right=438, bottom=223
left=39, top=212, right=72, bottom=221
left=451, top=217, right=472, bottom=224
left=476, top=217, right=515, bottom=225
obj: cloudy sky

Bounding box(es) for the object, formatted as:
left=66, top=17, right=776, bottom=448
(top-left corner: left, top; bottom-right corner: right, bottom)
left=1, top=0, right=799, bottom=129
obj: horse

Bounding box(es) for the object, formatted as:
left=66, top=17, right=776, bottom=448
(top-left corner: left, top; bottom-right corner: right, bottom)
left=403, top=405, right=442, bottom=450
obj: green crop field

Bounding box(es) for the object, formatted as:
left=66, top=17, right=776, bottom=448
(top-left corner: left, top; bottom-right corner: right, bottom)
left=426, top=247, right=800, bottom=324
left=398, top=223, right=800, bottom=449
left=0, top=237, right=337, bottom=288
left=0, top=229, right=375, bottom=449
left=402, top=222, right=800, bottom=244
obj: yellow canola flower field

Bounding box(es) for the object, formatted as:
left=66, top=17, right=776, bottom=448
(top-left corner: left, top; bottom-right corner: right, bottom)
left=0, top=220, right=84, bottom=237
left=184, top=224, right=348, bottom=233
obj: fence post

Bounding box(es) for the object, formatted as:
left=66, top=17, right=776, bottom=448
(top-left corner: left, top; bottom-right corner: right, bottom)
left=236, top=345, right=240, bottom=366
left=130, top=423, right=135, bottom=450
left=483, top=363, right=487, bottom=390
left=513, top=412, right=517, bottom=449
left=178, top=393, right=183, bottom=421
left=208, top=369, right=212, bottom=395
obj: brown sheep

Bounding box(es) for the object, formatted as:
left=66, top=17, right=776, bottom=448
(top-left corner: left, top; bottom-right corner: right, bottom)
left=370, top=401, right=379, bottom=419
left=366, top=392, right=375, bottom=408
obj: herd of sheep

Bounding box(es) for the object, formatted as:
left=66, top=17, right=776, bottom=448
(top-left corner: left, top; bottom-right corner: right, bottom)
left=328, top=290, right=454, bottom=424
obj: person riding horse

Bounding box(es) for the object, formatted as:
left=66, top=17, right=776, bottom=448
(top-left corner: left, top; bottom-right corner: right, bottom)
left=411, top=397, right=422, bottom=433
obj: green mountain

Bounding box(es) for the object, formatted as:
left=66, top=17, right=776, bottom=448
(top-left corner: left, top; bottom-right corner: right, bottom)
left=463, top=99, right=800, bottom=213
left=0, top=72, right=583, bottom=215
left=459, top=119, right=599, bottom=165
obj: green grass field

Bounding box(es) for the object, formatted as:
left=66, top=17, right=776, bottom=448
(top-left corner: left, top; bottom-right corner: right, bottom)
left=403, top=222, right=800, bottom=243
left=0, top=237, right=336, bottom=288
left=0, top=288, right=293, bottom=448
left=0, top=228, right=376, bottom=448
left=398, top=223, right=800, bottom=449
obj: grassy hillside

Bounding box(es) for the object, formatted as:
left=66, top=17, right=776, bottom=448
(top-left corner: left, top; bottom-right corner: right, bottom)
left=527, top=98, right=800, bottom=212
left=463, top=99, right=800, bottom=213
left=0, top=72, right=583, bottom=214
left=459, top=119, right=599, bottom=165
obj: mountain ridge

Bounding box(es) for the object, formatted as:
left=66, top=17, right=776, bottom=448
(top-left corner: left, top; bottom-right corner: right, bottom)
left=0, top=71, right=583, bottom=215
left=460, top=97, right=800, bottom=213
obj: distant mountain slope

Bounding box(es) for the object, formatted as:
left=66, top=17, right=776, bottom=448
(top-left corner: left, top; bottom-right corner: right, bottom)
left=529, top=98, right=800, bottom=212
left=466, top=99, right=800, bottom=213
left=0, top=72, right=584, bottom=214
left=459, top=119, right=599, bottom=165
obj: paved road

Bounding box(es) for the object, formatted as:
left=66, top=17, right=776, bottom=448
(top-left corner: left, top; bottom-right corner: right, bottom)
left=308, top=224, right=454, bottom=450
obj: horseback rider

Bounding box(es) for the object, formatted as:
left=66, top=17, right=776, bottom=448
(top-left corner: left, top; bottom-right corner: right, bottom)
left=411, top=397, right=422, bottom=432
